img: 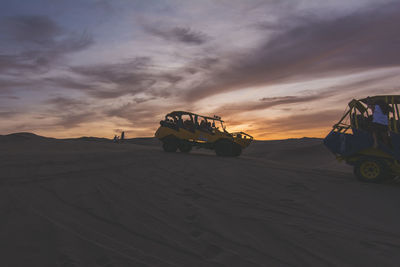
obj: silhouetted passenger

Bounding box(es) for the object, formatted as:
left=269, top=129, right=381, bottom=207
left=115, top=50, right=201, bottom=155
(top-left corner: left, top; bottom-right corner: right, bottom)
left=177, top=118, right=184, bottom=128
left=113, top=135, right=119, bottom=143
left=121, top=131, right=125, bottom=141
left=184, top=120, right=194, bottom=131
left=367, top=99, right=390, bottom=148
left=206, top=122, right=213, bottom=132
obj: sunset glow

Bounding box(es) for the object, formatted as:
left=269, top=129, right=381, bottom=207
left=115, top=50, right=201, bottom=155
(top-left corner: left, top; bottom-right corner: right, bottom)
left=1, top=0, right=399, bottom=140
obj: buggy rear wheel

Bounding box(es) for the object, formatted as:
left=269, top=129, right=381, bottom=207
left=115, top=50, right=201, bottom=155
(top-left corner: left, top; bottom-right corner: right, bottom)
left=162, top=138, right=178, bottom=152
left=354, top=158, right=388, bottom=183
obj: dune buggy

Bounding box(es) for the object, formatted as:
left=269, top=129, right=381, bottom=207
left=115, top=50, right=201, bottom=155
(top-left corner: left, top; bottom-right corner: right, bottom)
left=324, top=95, right=400, bottom=182
left=155, top=111, right=253, bottom=157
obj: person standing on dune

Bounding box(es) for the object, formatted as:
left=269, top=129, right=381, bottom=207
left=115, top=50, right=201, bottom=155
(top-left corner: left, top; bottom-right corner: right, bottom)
left=121, top=131, right=125, bottom=142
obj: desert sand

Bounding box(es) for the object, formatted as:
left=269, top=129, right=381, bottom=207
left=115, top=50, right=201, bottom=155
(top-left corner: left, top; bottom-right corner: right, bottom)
left=1, top=133, right=400, bottom=266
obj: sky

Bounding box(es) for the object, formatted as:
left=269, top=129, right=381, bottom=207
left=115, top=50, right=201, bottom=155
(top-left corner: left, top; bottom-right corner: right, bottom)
left=0, top=0, right=399, bottom=140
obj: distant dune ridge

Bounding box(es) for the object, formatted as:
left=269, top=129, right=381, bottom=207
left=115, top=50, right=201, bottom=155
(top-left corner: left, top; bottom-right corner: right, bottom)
left=2, top=132, right=400, bottom=266
left=0, top=132, right=346, bottom=171
left=0, top=132, right=54, bottom=142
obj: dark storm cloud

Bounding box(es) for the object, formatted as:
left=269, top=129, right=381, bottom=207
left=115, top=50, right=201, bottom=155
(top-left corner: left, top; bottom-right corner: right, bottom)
left=184, top=1, right=400, bottom=101
left=144, top=25, right=208, bottom=45
left=0, top=15, right=93, bottom=74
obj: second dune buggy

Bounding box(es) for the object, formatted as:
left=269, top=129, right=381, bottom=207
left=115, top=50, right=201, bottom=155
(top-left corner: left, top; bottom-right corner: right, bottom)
left=155, top=111, right=253, bottom=157
left=324, top=95, right=400, bottom=182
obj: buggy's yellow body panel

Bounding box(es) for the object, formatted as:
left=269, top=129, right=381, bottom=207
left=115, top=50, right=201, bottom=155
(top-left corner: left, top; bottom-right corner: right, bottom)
left=155, top=125, right=252, bottom=148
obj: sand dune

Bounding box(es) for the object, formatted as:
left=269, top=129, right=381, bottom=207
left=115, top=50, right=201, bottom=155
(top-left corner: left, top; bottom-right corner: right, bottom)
left=1, top=133, right=400, bottom=266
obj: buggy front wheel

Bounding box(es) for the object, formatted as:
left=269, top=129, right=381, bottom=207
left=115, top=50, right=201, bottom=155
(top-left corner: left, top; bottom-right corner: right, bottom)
left=354, top=158, right=388, bottom=183
left=178, top=141, right=192, bottom=153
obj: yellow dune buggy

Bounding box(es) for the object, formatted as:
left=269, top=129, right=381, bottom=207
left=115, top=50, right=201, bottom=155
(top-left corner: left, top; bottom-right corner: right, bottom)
left=155, top=111, right=253, bottom=157
left=324, top=95, right=400, bottom=182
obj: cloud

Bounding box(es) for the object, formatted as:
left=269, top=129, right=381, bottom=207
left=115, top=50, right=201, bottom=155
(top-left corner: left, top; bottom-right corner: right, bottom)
left=39, top=96, right=95, bottom=128
left=0, top=111, right=19, bottom=118
left=3, top=96, right=19, bottom=100
left=2, top=1, right=398, bottom=139
left=106, top=102, right=163, bottom=126
left=56, top=112, right=97, bottom=128
left=143, top=25, right=208, bottom=45
left=67, top=57, right=182, bottom=99
left=45, top=77, right=96, bottom=91
left=183, top=1, right=400, bottom=101
left=132, top=97, right=156, bottom=104
left=1, top=15, right=63, bottom=45
left=44, top=97, right=88, bottom=109
left=0, top=79, right=31, bottom=94
left=246, top=109, right=343, bottom=139
left=257, top=94, right=325, bottom=109
left=104, top=102, right=164, bottom=136
left=211, top=70, right=400, bottom=116
left=0, top=15, right=93, bottom=75
left=104, top=100, right=190, bottom=131
left=211, top=95, right=324, bottom=117
left=70, top=57, right=153, bottom=84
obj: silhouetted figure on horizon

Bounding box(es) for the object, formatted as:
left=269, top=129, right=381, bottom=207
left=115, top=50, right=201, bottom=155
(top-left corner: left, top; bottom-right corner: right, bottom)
left=113, top=135, right=119, bottom=143
left=121, top=131, right=125, bottom=142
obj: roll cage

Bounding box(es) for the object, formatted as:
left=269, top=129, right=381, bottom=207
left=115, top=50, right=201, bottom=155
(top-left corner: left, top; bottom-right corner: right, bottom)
left=161, top=111, right=227, bottom=133
left=332, top=95, right=400, bottom=134
left=324, top=95, right=400, bottom=181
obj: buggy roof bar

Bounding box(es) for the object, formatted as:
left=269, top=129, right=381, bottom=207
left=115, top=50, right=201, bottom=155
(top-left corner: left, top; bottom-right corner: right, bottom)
left=359, top=95, right=400, bottom=105
left=166, top=111, right=224, bottom=122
